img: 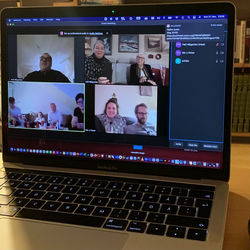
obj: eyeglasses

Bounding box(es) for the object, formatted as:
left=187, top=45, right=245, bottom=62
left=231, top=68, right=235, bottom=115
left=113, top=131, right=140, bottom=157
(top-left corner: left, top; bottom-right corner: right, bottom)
left=77, top=101, right=83, bottom=104
left=137, top=112, right=148, bottom=116
left=40, top=56, right=51, bottom=61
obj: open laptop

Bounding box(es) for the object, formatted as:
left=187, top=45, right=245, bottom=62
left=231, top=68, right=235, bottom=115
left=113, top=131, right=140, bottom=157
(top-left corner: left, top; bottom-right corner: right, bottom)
left=0, top=2, right=235, bottom=250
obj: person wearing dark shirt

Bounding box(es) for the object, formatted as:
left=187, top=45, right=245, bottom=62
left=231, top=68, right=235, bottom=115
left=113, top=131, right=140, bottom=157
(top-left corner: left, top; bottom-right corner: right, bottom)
left=71, top=93, right=84, bottom=130
left=84, top=40, right=112, bottom=84
left=129, top=54, right=156, bottom=85
left=23, top=53, right=70, bottom=82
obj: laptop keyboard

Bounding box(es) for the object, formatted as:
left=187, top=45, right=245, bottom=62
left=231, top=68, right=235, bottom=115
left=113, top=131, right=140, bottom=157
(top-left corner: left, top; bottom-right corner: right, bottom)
left=0, top=168, right=215, bottom=241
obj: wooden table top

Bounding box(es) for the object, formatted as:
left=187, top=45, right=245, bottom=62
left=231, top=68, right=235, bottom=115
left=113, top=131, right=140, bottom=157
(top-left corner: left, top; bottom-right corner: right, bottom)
left=223, top=143, right=250, bottom=250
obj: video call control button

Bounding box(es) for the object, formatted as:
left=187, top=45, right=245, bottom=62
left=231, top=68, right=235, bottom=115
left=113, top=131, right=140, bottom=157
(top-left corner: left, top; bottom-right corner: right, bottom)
left=202, top=144, right=219, bottom=150
left=173, top=142, right=184, bottom=147
left=187, top=143, right=199, bottom=148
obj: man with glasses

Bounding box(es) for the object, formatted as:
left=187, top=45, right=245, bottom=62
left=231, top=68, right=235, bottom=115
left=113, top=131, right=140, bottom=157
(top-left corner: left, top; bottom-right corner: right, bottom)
left=126, top=103, right=156, bottom=136
left=23, top=53, right=70, bottom=82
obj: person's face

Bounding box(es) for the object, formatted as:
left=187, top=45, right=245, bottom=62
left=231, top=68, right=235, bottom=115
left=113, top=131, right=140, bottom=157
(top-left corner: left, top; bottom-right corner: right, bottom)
left=76, top=98, right=84, bottom=110
left=50, top=104, right=56, bottom=112
left=136, top=56, right=145, bottom=67
left=136, top=106, right=148, bottom=125
left=9, top=102, right=15, bottom=109
left=38, top=112, right=42, bottom=118
left=106, top=102, right=117, bottom=119
left=40, top=53, right=52, bottom=72
left=93, top=42, right=105, bottom=59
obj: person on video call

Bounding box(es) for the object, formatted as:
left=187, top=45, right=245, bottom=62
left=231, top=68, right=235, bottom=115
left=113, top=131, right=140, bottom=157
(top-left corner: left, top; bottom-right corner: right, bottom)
left=84, top=40, right=112, bottom=84
left=129, top=54, right=156, bottom=85
left=71, top=93, right=84, bottom=130
left=9, top=97, right=22, bottom=126
left=48, top=103, right=62, bottom=127
left=126, top=103, right=156, bottom=136
left=23, top=53, right=70, bottom=82
left=96, top=98, right=126, bottom=133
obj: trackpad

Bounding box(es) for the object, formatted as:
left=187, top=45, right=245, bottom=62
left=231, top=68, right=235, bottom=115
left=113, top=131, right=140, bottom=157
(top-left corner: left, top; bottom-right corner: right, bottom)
left=0, top=218, right=129, bottom=250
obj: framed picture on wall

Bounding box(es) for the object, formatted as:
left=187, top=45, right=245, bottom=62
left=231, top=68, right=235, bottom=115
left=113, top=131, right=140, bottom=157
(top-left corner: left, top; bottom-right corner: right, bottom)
left=118, top=34, right=139, bottom=53
left=144, top=35, right=162, bottom=52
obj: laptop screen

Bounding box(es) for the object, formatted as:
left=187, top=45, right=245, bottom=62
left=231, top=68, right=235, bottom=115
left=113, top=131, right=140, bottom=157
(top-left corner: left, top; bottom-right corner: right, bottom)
left=1, top=4, right=234, bottom=179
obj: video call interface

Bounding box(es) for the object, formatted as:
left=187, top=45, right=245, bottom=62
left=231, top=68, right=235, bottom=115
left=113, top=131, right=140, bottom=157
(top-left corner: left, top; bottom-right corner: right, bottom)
left=5, top=14, right=229, bottom=169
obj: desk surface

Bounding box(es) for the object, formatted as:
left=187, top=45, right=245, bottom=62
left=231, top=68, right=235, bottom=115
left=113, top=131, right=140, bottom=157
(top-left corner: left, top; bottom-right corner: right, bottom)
left=223, top=143, right=250, bottom=250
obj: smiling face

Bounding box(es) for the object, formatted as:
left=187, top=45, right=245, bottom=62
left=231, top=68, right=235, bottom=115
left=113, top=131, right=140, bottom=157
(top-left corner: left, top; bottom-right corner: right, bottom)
left=93, top=41, right=105, bottom=59
left=106, top=102, right=117, bottom=119
left=136, top=55, right=145, bottom=68
left=39, top=53, right=52, bottom=72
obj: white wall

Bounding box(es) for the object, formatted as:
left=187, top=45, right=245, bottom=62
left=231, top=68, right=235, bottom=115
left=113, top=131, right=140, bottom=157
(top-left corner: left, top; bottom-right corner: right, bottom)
left=95, top=85, right=158, bottom=127
left=17, top=35, right=74, bottom=82
left=8, top=82, right=84, bottom=115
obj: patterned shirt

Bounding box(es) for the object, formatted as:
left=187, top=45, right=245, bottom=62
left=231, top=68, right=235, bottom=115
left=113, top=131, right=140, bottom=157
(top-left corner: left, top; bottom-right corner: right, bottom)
left=85, top=54, right=112, bottom=83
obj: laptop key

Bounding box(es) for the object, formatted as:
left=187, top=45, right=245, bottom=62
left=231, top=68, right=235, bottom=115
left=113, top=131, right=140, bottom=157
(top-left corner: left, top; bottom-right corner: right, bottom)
left=107, top=182, right=124, bottom=190
left=155, top=186, right=171, bottom=195
left=91, top=197, right=108, bottom=206
left=58, top=203, right=77, bottom=213
left=160, top=195, right=176, bottom=204
left=107, top=199, right=125, bottom=208
left=62, top=186, right=79, bottom=194
left=27, top=191, right=45, bottom=199
left=146, top=223, right=166, bottom=235
left=104, top=218, right=128, bottom=231
left=109, top=190, right=127, bottom=199
left=146, top=213, right=165, bottom=223
left=177, top=197, right=194, bottom=206
left=4, top=180, right=21, bottom=188
left=93, top=188, right=110, bottom=197
left=167, top=226, right=186, bottom=238
left=13, top=189, right=30, bottom=197
left=25, top=199, right=45, bottom=209
left=160, top=204, right=178, bottom=214
left=125, top=200, right=142, bottom=210
left=19, top=174, right=36, bottom=182
left=196, top=199, right=212, bottom=218
left=6, top=173, right=22, bottom=180
left=126, top=192, right=143, bottom=200
left=123, top=183, right=139, bottom=191
left=76, top=179, right=93, bottom=187
left=127, top=221, right=147, bottom=233
left=178, top=206, right=196, bottom=217
left=75, top=205, right=94, bottom=215
left=42, top=201, right=61, bottom=211
left=10, top=197, right=29, bottom=207
left=32, top=183, right=50, bottom=191
left=33, top=175, right=50, bottom=183
left=128, top=210, right=147, bottom=221
left=17, top=182, right=34, bottom=189
left=16, top=208, right=105, bottom=228
left=110, top=209, right=129, bottom=219
left=139, top=184, right=155, bottom=193
left=166, top=215, right=209, bottom=229
left=78, top=187, right=94, bottom=195
left=62, top=177, right=79, bottom=185
left=142, top=202, right=160, bottom=212
left=74, top=195, right=92, bottom=204
left=189, top=189, right=214, bottom=199
left=47, top=176, right=64, bottom=184
left=93, top=207, right=111, bottom=217
left=142, top=193, right=159, bottom=202
left=0, top=205, right=20, bottom=216
left=47, top=184, right=64, bottom=192
left=92, top=180, right=108, bottom=188
left=58, top=194, right=77, bottom=203
left=171, top=188, right=188, bottom=196
left=43, top=192, right=60, bottom=201
left=187, top=228, right=207, bottom=241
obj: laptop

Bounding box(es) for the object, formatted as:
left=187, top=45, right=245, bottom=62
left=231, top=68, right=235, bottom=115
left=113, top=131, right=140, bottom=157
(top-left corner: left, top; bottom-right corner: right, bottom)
left=0, top=2, right=235, bottom=250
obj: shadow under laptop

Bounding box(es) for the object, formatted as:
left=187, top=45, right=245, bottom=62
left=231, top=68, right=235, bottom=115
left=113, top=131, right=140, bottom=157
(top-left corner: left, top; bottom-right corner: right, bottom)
left=223, top=192, right=250, bottom=250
